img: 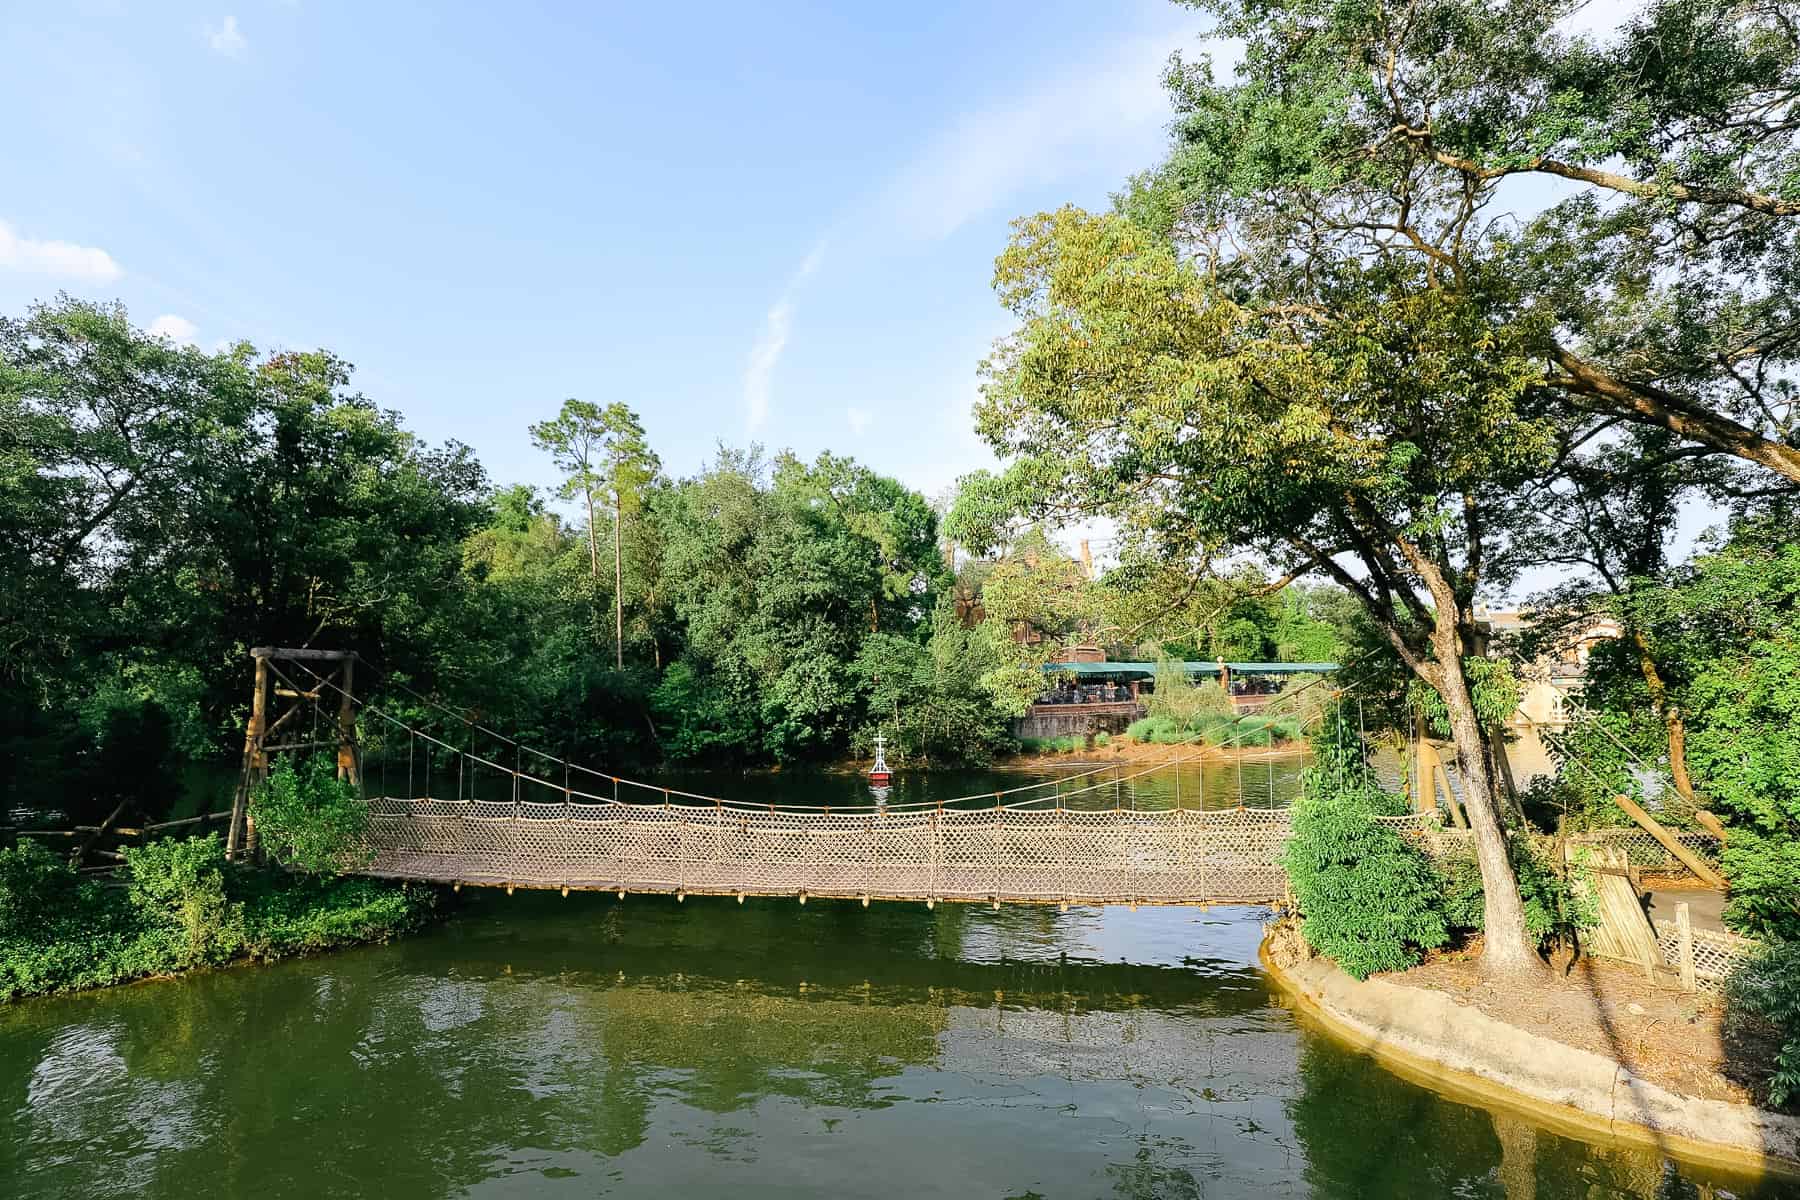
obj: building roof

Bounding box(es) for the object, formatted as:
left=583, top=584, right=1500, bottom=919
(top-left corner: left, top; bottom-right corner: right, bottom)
left=1040, top=661, right=1337, bottom=679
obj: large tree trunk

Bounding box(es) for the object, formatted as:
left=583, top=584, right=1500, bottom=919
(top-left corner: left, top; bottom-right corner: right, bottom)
left=1432, top=624, right=1541, bottom=974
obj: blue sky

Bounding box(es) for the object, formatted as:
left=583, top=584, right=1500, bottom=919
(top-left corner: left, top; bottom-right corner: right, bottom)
left=1, top=0, right=1204, bottom=502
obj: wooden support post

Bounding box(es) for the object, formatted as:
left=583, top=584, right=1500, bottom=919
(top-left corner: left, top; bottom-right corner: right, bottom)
left=1693, top=810, right=1729, bottom=843
left=227, top=654, right=270, bottom=859
left=1612, top=793, right=1727, bottom=889
left=1676, top=901, right=1697, bottom=993
left=336, top=656, right=359, bottom=786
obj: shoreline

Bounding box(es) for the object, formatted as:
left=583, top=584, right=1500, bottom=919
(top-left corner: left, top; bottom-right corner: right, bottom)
left=1260, top=936, right=1800, bottom=1177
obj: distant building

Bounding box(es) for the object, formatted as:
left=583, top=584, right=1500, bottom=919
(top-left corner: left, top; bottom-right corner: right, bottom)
left=1477, top=607, right=1623, bottom=728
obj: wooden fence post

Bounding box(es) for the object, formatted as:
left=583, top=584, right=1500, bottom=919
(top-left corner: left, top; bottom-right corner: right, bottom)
left=1676, top=902, right=1697, bottom=993
left=1693, top=810, right=1729, bottom=843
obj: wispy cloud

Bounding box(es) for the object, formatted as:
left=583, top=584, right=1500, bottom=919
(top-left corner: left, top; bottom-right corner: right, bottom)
left=148, top=314, right=199, bottom=345
left=846, top=407, right=873, bottom=435
left=0, top=221, right=123, bottom=282
left=881, top=31, right=1188, bottom=241
left=206, top=15, right=247, bottom=57
left=743, top=239, right=827, bottom=433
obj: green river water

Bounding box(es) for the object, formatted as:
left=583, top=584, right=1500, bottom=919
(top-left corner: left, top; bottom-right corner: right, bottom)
left=3, top=760, right=1794, bottom=1198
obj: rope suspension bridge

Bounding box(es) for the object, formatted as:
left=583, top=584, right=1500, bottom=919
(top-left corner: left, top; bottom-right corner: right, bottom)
left=229, top=648, right=1378, bottom=908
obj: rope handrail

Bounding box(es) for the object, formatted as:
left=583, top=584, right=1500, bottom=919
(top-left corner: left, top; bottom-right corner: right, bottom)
left=285, top=650, right=1360, bottom=816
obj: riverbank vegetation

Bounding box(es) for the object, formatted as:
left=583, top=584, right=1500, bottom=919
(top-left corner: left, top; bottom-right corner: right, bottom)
left=0, top=755, right=434, bottom=1002
left=0, top=837, right=434, bottom=1002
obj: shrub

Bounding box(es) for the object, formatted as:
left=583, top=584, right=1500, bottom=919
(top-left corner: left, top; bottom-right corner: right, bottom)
left=1147, top=657, right=1233, bottom=727
left=1282, top=769, right=1450, bottom=979
left=252, top=754, right=373, bottom=875
left=1191, top=712, right=1237, bottom=745
left=1127, top=715, right=1186, bottom=744
left=1231, top=716, right=1273, bottom=747
left=1726, top=940, right=1800, bottom=1109
left=240, top=874, right=436, bottom=956
left=0, top=841, right=87, bottom=940
left=0, top=832, right=437, bottom=1001
left=123, top=834, right=245, bottom=967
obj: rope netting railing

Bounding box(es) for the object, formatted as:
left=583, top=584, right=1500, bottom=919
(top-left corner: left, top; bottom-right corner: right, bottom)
left=356, top=798, right=1302, bottom=903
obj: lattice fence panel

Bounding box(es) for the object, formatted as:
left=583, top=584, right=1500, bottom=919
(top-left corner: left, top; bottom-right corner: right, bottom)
left=1575, top=827, right=1722, bottom=875
left=1652, top=920, right=1760, bottom=992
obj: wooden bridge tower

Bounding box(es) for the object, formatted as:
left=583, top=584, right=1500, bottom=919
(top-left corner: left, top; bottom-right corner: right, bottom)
left=227, top=647, right=361, bottom=859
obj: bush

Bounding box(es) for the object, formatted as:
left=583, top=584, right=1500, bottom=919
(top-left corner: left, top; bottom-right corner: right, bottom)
left=1191, top=712, right=1237, bottom=745
left=252, top=755, right=373, bottom=875
left=123, top=834, right=245, bottom=967
left=1126, top=715, right=1182, bottom=744
left=0, top=840, right=86, bottom=940
left=1282, top=735, right=1450, bottom=979
left=1146, top=658, right=1233, bottom=727
left=1726, top=940, right=1800, bottom=1109
left=1231, top=716, right=1273, bottom=747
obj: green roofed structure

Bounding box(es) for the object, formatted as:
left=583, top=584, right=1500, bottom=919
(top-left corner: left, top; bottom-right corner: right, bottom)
left=1039, top=661, right=1337, bottom=680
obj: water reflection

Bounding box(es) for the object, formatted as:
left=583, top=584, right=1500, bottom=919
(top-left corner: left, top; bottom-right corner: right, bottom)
left=0, top=894, right=1786, bottom=1199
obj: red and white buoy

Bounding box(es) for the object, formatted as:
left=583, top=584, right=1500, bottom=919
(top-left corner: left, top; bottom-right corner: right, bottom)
left=867, top=732, right=892, bottom=786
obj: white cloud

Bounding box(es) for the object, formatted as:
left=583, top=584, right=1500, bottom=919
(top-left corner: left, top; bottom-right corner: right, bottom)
left=148, top=314, right=198, bottom=345
left=206, top=16, right=247, bottom=57
left=846, top=407, right=873, bottom=435
left=742, top=239, right=827, bottom=432
left=881, top=30, right=1189, bottom=241
left=0, top=221, right=123, bottom=283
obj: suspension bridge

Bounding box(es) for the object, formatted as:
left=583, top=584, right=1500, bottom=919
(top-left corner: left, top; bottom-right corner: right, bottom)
left=225, top=648, right=1397, bottom=908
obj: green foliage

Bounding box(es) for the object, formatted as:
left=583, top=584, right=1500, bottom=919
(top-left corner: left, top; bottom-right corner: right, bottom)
left=0, top=840, right=87, bottom=940
left=1532, top=517, right=1800, bottom=939
left=251, top=755, right=373, bottom=875
left=0, top=833, right=435, bottom=1002
left=1438, top=842, right=1594, bottom=952
left=123, top=834, right=246, bottom=966
left=1726, top=940, right=1800, bottom=1110
left=1281, top=756, right=1450, bottom=979
left=852, top=606, right=1014, bottom=765
left=1145, top=659, right=1232, bottom=727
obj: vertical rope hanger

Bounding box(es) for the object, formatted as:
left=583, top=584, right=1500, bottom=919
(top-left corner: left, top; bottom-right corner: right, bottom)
left=1357, top=698, right=1369, bottom=785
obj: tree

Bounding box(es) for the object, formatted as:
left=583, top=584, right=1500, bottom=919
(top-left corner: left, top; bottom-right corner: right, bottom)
left=529, top=400, right=660, bottom=668
left=1520, top=427, right=1733, bottom=803
left=1150, top=0, right=1800, bottom=483
left=958, top=206, right=1554, bottom=971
